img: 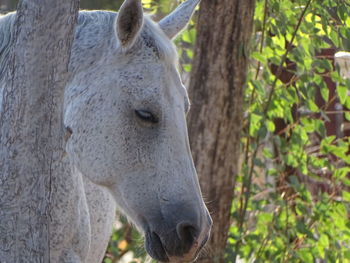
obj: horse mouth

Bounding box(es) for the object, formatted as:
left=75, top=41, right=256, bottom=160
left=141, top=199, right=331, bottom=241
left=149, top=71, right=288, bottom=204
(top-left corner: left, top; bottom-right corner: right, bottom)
left=145, top=231, right=170, bottom=262
left=145, top=230, right=209, bottom=263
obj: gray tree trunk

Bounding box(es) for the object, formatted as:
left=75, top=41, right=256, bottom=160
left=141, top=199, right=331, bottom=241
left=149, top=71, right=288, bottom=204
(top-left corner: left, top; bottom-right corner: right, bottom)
left=0, top=0, right=79, bottom=261
left=187, top=0, right=255, bottom=262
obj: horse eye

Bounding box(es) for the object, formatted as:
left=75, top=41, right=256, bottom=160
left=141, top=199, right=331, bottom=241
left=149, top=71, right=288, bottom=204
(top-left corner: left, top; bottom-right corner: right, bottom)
left=135, top=110, right=159, bottom=124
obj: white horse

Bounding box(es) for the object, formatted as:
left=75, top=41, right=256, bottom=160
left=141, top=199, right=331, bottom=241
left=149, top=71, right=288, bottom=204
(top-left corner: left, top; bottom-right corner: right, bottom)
left=0, top=0, right=212, bottom=262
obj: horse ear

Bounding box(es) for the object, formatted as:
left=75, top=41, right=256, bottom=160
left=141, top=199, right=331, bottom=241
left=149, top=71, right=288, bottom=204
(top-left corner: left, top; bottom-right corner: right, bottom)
left=116, top=0, right=143, bottom=48
left=159, top=0, right=200, bottom=40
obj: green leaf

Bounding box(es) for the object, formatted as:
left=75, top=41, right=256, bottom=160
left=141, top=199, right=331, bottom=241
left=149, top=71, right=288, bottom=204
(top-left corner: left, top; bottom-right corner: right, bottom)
left=320, top=82, right=329, bottom=102
left=336, top=85, right=347, bottom=104
left=183, top=64, right=192, bottom=72
left=342, top=191, right=350, bottom=202
left=251, top=51, right=266, bottom=64
left=298, top=249, right=314, bottom=262
left=266, top=120, right=275, bottom=132
left=329, top=30, right=340, bottom=46
left=319, top=234, right=329, bottom=248
left=345, top=112, right=350, bottom=121
left=249, top=113, right=262, bottom=136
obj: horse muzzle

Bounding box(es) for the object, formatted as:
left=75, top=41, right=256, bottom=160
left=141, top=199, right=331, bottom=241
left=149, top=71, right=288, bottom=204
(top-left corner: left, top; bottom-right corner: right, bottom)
left=144, top=205, right=212, bottom=262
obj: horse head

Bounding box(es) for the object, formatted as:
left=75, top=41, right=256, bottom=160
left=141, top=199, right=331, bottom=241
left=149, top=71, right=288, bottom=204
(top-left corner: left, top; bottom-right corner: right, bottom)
left=64, top=0, right=211, bottom=261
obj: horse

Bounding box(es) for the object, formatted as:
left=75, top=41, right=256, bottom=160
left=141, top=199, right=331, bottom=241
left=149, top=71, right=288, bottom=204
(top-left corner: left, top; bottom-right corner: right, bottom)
left=0, top=0, right=212, bottom=262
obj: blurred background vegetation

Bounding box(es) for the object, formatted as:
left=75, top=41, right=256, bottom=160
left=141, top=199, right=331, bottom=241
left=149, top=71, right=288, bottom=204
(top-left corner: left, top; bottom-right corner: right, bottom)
left=2, top=0, right=350, bottom=262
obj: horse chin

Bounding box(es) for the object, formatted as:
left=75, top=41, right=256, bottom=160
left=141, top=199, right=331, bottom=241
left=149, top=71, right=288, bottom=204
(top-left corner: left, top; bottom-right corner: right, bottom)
left=166, top=237, right=207, bottom=263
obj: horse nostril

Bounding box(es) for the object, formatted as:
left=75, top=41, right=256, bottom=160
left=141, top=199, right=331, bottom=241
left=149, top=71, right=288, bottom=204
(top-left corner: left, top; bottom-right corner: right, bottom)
left=176, top=222, right=199, bottom=245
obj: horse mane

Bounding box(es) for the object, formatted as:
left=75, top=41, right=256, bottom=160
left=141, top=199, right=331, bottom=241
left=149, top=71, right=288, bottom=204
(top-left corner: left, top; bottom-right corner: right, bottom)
left=141, top=14, right=177, bottom=65
left=0, top=12, right=15, bottom=109
left=0, top=13, right=15, bottom=80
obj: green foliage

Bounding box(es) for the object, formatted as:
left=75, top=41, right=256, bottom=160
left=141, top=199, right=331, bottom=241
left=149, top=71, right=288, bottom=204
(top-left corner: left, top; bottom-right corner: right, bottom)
left=228, top=0, right=350, bottom=262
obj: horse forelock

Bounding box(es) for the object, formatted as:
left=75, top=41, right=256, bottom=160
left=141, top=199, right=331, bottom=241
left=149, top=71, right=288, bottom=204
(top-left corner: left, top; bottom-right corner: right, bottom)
left=0, top=10, right=181, bottom=113
left=138, top=16, right=177, bottom=66
left=70, top=11, right=177, bottom=73
left=0, top=11, right=178, bottom=82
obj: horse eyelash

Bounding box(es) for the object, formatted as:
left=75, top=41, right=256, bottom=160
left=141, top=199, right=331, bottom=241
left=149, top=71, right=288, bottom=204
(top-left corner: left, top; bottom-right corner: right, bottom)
left=135, top=109, right=159, bottom=124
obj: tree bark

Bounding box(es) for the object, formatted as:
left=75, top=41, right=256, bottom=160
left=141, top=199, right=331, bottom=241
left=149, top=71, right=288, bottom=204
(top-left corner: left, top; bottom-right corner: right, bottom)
left=187, top=0, right=255, bottom=262
left=0, top=0, right=79, bottom=261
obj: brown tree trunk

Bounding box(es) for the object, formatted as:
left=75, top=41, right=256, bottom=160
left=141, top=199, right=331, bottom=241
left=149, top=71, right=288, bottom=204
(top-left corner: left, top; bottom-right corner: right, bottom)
left=187, top=0, right=255, bottom=262
left=0, top=0, right=79, bottom=261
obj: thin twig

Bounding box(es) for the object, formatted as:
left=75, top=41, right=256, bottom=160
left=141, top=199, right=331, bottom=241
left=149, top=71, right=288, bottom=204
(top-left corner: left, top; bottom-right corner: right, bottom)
left=254, top=0, right=269, bottom=80
left=239, top=0, right=269, bottom=224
